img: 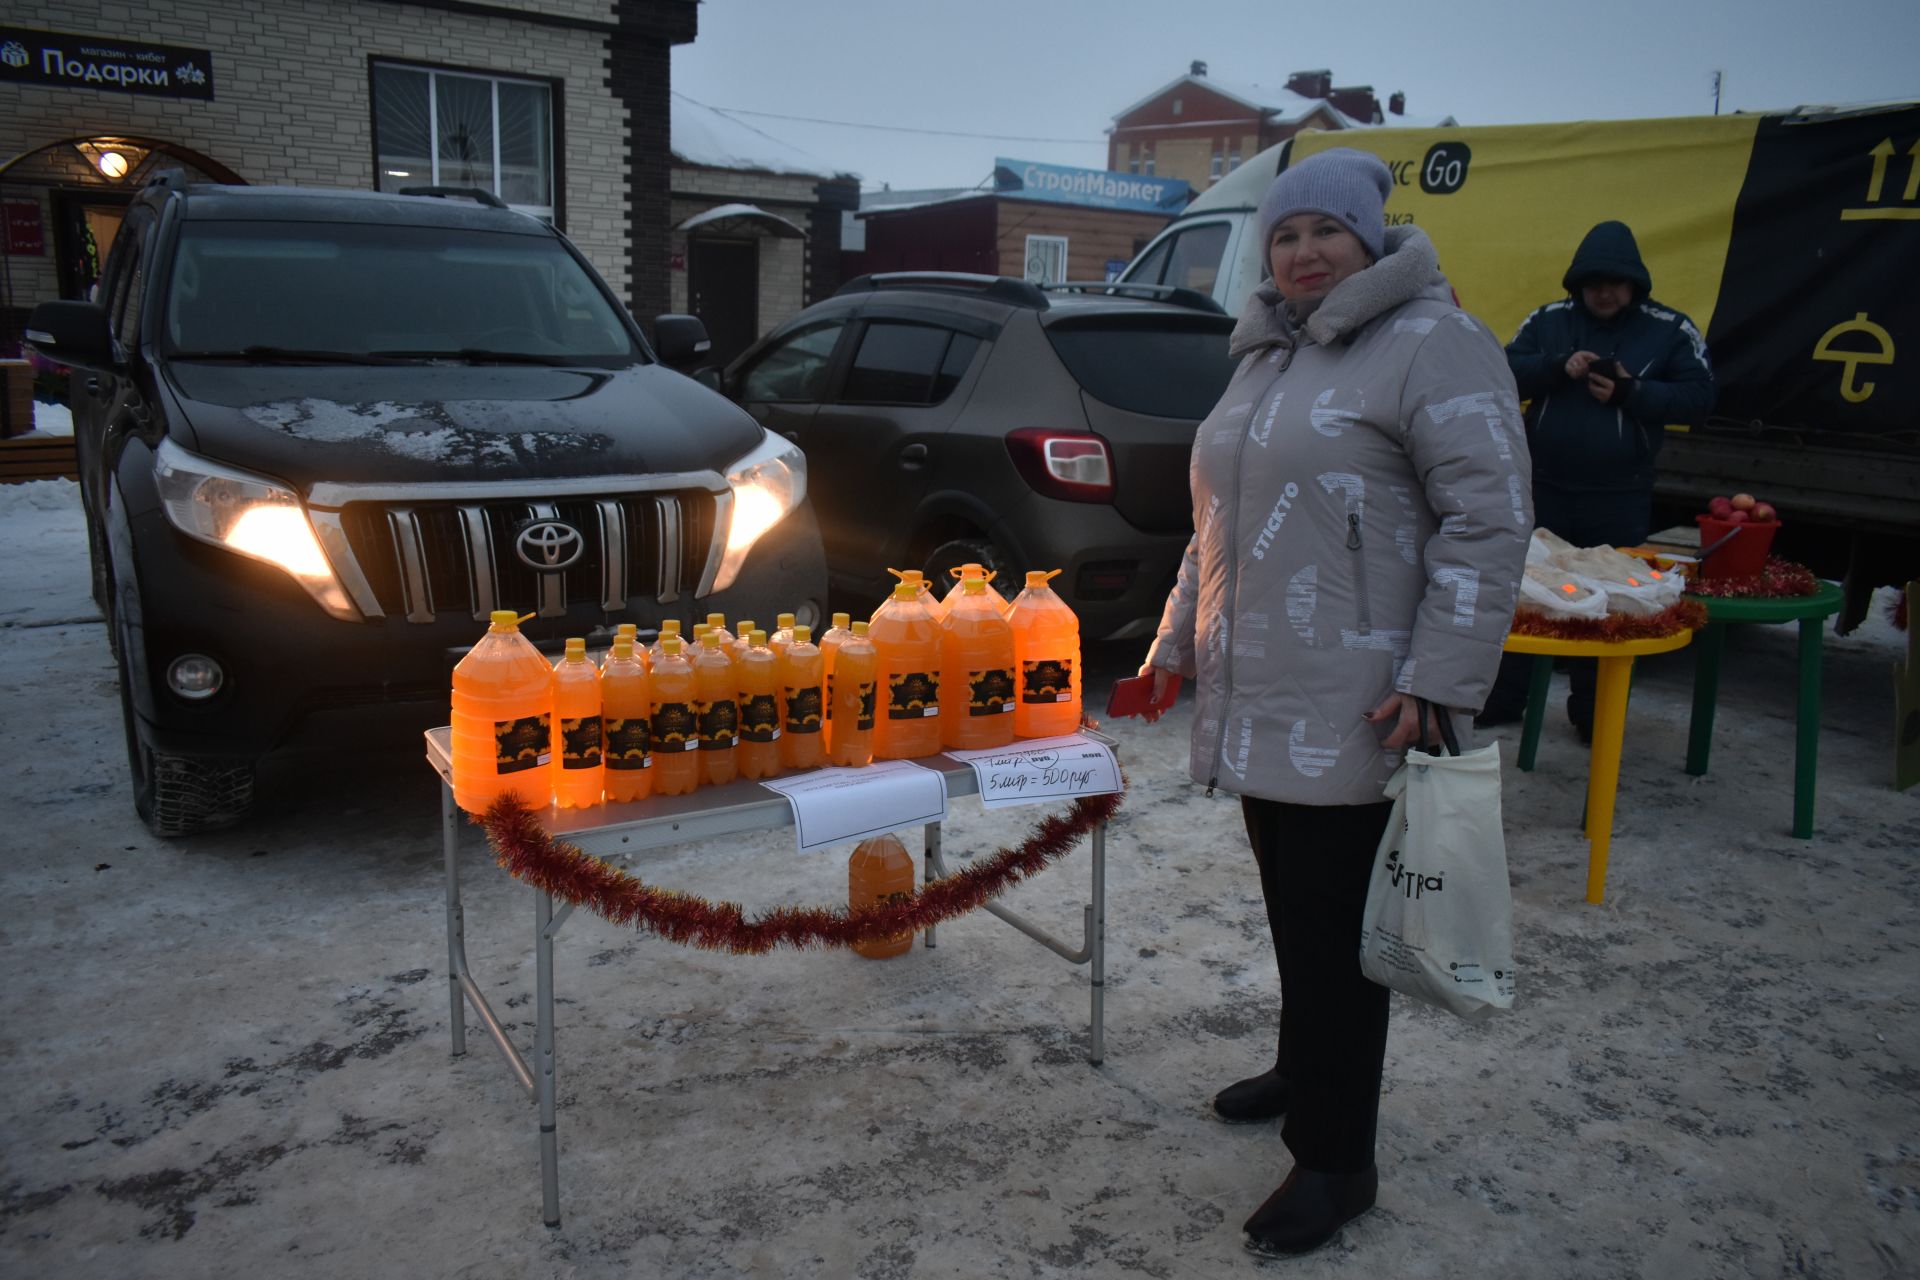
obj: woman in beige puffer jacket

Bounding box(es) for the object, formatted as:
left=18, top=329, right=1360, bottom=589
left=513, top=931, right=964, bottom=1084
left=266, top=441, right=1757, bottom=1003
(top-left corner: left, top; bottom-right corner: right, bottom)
left=1140, top=148, right=1531, bottom=1257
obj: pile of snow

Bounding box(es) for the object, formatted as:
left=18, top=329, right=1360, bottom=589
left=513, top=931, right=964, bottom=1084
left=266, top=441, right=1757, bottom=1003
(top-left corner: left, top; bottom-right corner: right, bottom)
left=11, top=400, right=72, bottom=439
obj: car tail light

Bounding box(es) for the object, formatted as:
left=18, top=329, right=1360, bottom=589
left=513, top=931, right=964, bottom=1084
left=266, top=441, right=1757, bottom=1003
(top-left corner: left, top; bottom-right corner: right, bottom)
left=1006, top=429, right=1114, bottom=504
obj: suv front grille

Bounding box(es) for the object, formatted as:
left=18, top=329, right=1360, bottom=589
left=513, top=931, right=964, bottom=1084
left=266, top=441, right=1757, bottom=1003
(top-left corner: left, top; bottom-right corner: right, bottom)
left=332, top=492, right=718, bottom=622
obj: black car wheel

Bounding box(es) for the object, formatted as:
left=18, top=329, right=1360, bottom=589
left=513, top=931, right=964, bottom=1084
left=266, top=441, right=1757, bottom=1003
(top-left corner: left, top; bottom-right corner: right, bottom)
left=921, top=536, right=1014, bottom=600
left=111, top=560, right=255, bottom=838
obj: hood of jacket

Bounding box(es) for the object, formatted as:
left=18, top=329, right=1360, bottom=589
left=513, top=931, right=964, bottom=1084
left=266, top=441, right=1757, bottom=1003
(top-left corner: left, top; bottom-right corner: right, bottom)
left=1228, top=225, right=1445, bottom=358
left=1560, top=220, right=1652, bottom=298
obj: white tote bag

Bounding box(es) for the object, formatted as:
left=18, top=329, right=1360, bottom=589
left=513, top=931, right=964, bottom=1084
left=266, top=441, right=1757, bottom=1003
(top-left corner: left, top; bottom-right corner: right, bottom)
left=1359, top=706, right=1517, bottom=1021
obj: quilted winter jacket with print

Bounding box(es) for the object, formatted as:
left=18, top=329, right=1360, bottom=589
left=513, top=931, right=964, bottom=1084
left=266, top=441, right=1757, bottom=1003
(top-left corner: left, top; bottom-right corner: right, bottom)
left=1146, top=226, right=1533, bottom=806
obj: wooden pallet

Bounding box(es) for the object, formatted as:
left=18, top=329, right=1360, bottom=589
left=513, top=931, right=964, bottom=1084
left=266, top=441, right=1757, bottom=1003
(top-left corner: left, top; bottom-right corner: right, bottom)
left=0, top=436, right=80, bottom=484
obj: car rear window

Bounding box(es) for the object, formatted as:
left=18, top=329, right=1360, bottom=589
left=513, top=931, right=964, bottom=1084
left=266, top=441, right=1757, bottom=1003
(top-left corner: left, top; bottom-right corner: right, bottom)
left=1042, top=317, right=1238, bottom=419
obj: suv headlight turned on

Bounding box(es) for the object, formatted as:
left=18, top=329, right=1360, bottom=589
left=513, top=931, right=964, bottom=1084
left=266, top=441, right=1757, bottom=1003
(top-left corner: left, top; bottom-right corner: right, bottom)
left=27, top=174, right=827, bottom=837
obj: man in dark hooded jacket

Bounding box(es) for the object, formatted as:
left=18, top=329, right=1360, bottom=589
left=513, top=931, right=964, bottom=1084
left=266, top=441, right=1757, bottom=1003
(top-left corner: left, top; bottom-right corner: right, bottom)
left=1481, top=220, right=1715, bottom=736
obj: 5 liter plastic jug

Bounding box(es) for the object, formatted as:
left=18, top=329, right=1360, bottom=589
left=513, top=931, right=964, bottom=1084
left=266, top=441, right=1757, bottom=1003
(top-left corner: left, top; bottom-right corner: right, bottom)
left=451, top=610, right=554, bottom=813
left=649, top=634, right=700, bottom=796
left=552, top=637, right=605, bottom=809
left=941, top=578, right=1017, bottom=750
left=870, top=582, right=943, bottom=760
left=828, top=621, right=877, bottom=767
left=940, top=562, right=1010, bottom=616
left=817, top=611, right=853, bottom=753
left=778, top=624, right=826, bottom=771
left=693, top=631, right=738, bottom=786
left=601, top=637, right=653, bottom=804
left=1008, top=569, right=1082, bottom=738
left=735, top=630, right=782, bottom=780
left=849, top=832, right=916, bottom=960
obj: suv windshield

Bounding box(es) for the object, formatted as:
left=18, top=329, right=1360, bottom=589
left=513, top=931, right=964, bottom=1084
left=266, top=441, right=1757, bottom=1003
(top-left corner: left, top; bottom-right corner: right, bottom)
left=163, top=221, right=642, bottom=365
left=1043, top=316, right=1238, bottom=419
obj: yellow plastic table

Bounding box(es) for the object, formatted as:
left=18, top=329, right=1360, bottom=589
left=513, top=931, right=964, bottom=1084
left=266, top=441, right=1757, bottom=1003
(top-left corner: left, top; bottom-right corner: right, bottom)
left=1504, top=629, right=1694, bottom=904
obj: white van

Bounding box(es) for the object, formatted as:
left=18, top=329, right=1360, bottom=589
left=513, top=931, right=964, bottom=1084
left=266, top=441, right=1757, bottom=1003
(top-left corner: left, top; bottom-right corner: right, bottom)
left=1116, top=140, right=1291, bottom=318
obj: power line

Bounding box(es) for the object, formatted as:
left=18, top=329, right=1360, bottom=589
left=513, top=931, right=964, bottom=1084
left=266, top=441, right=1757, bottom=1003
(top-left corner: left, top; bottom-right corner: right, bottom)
left=681, top=94, right=1103, bottom=145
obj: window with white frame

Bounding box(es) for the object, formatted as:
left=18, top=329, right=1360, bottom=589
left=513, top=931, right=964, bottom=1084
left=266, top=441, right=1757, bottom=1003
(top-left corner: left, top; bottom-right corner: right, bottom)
left=1024, top=235, right=1068, bottom=286
left=372, top=62, right=555, bottom=219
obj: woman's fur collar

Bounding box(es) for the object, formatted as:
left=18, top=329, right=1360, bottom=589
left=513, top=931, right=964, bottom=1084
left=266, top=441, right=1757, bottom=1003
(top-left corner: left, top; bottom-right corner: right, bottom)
left=1229, top=225, right=1444, bottom=357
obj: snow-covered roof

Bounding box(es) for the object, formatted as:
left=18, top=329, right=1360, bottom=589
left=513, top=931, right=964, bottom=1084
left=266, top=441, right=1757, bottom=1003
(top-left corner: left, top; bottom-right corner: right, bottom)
left=1109, top=74, right=1454, bottom=131
left=856, top=187, right=982, bottom=215
left=669, top=93, right=857, bottom=179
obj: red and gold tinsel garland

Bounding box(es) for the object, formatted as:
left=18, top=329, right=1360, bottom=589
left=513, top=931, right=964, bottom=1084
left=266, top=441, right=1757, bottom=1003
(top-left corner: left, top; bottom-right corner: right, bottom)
left=478, top=785, right=1123, bottom=955
left=1682, top=556, right=1821, bottom=600
left=1510, top=598, right=1707, bottom=643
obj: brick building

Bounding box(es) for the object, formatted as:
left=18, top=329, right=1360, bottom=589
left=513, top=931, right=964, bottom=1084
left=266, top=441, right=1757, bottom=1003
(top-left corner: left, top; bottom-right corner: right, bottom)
left=0, top=0, right=697, bottom=346
left=1107, top=61, right=1454, bottom=193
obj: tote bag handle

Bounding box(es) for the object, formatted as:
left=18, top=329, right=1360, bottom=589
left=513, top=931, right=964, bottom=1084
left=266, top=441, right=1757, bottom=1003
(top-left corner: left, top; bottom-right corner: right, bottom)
left=1416, top=697, right=1462, bottom=757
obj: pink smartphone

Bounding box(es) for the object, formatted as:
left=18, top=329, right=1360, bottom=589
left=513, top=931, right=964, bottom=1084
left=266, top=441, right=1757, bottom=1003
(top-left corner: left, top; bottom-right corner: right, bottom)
left=1107, top=672, right=1182, bottom=718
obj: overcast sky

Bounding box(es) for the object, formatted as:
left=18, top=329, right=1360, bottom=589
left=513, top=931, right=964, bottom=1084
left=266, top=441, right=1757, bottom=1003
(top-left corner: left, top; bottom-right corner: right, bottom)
left=673, top=0, right=1919, bottom=191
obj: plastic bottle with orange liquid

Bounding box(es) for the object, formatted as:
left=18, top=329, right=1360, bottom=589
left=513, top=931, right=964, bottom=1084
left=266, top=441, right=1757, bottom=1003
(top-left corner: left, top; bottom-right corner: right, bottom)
left=769, top=612, right=796, bottom=657
left=1009, top=569, right=1082, bottom=738
left=735, top=630, right=783, bottom=780
left=704, top=613, right=735, bottom=649
left=551, top=638, right=605, bottom=809
left=727, top=621, right=756, bottom=663
left=817, top=611, right=853, bottom=753
left=940, top=577, right=1018, bottom=750
left=648, top=634, right=700, bottom=796
left=827, top=621, right=877, bottom=767
left=870, top=581, right=944, bottom=760
left=778, top=623, right=826, bottom=771
left=601, top=637, right=653, bottom=803
left=849, top=833, right=916, bottom=960
left=693, top=631, right=739, bottom=786
left=450, top=610, right=554, bottom=813
left=940, top=562, right=1010, bottom=616
left=648, top=618, right=681, bottom=664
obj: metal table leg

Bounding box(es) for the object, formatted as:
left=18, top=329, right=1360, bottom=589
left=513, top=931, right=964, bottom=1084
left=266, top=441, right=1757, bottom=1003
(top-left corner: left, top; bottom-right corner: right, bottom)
left=1686, top=621, right=1727, bottom=776
left=443, top=784, right=466, bottom=1056
left=1793, top=615, right=1824, bottom=838
left=536, top=889, right=561, bottom=1228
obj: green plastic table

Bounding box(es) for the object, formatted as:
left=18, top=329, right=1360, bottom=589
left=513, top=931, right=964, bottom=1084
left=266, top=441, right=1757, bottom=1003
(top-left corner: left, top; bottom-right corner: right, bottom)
left=1683, top=581, right=1844, bottom=838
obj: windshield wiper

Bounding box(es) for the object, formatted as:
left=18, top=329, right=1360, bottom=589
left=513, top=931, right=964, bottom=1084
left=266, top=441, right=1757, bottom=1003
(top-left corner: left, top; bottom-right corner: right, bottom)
left=371, top=348, right=575, bottom=366
left=167, top=346, right=414, bottom=365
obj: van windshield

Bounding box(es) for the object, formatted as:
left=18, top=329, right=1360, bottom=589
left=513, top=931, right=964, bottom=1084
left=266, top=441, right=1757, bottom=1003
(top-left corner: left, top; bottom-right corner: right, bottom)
left=1123, top=221, right=1231, bottom=297
left=163, top=222, right=642, bottom=366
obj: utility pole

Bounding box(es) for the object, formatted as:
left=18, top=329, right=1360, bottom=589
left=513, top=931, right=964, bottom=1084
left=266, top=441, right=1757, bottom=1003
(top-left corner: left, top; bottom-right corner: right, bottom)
left=1712, top=69, right=1723, bottom=116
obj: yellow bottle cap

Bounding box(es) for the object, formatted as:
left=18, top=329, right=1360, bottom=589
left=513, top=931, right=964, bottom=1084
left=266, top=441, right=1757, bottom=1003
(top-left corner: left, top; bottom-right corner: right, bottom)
left=963, top=578, right=987, bottom=595
left=615, top=623, right=637, bottom=639
left=793, top=624, right=811, bottom=643
left=661, top=635, right=682, bottom=655
left=832, top=612, right=850, bottom=629
left=707, top=613, right=726, bottom=628
left=892, top=582, right=919, bottom=600
left=489, top=609, right=521, bottom=627
left=1026, top=569, right=1062, bottom=587
left=661, top=618, right=681, bottom=633
left=851, top=620, right=870, bottom=635
left=693, top=623, right=711, bottom=639
left=564, top=637, right=587, bottom=659
left=777, top=612, right=796, bottom=628
left=701, top=632, right=721, bottom=648
left=735, top=621, right=755, bottom=639
left=611, top=638, right=633, bottom=658
left=750, top=629, right=767, bottom=645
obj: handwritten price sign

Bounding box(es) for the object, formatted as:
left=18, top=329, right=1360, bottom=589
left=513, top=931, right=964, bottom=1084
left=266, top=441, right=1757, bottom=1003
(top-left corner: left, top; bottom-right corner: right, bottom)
left=947, top=734, right=1122, bottom=810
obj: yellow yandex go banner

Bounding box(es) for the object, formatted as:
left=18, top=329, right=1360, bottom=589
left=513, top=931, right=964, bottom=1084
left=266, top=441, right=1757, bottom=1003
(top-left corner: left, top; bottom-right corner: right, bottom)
left=1291, top=116, right=1761, bottom=346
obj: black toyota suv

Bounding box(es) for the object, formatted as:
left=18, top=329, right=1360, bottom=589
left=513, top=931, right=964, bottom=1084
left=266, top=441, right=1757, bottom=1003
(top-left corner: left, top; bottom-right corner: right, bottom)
left=27, top=174, right=825, bottom=837
left=723, top=273, right=1238, bottom=641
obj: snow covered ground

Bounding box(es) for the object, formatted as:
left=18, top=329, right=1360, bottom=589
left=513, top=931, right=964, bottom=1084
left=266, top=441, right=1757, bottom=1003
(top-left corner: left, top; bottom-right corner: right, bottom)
left=0, top=477, right=1915, bottom=1278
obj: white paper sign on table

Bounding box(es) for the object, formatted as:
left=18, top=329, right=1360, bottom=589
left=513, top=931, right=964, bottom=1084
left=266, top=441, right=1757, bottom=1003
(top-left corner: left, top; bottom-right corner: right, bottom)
left=945, top=733, right=1122, bottom=810
left=759, top=759, right=948, bottom=854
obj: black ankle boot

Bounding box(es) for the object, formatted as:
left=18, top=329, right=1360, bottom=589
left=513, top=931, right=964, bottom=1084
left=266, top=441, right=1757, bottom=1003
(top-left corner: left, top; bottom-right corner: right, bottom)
left=1242, top=1164, right=1378, bottom=1256
left=1210, top=1067, right=1289, bottom=1123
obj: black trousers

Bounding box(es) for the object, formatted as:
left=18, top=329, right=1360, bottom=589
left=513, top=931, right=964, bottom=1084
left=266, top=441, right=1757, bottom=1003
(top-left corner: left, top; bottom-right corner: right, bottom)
left=1241, top=796, right=1394, bottom=1176
left=1484, top=483, right=1653, bottom=726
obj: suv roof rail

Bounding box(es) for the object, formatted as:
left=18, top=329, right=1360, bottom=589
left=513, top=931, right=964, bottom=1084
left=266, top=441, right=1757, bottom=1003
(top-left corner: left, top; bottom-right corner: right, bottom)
left=835, top=272, right=1050, bottom=310
left=397, top=185, right=509, bottom=210
left=1045, top=281, right=1226, bottom=314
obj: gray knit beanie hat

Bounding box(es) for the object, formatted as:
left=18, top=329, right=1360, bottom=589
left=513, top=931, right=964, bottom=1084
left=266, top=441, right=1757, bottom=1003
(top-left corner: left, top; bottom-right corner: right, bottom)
left=1258, top=147, right=1393, bottom=262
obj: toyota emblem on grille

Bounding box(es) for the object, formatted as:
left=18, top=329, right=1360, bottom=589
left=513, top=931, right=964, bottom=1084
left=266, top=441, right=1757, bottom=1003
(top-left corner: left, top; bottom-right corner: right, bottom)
left=515, top=520, right=585, bottom=572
